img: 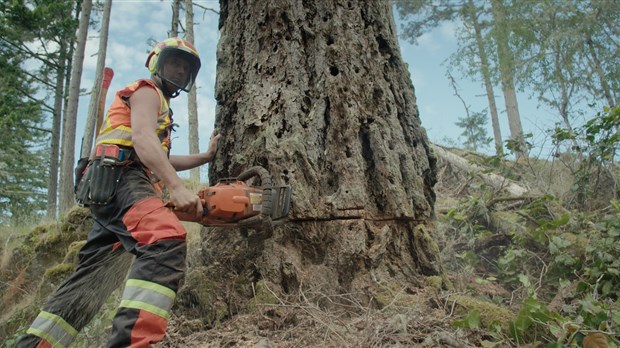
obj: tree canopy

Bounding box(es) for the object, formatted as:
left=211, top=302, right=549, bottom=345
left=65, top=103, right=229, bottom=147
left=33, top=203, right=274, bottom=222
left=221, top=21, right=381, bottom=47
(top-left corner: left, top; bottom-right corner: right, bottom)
left=396, top=0, right=620, bottom=158
left=0, top=38, right=48, bottom=225
left=0, top=0, right=80, bottom=221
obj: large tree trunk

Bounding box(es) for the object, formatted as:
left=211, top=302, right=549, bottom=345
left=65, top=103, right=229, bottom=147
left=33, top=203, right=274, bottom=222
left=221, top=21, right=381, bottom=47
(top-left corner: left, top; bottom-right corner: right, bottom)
left=197, top=0, right=440, bottom=312
left=58, top=0, right=92, bottom=214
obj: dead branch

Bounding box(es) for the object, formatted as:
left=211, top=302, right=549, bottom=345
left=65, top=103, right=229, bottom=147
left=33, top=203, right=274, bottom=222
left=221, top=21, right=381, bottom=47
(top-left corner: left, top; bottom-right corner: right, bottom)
left=486, top=195, right=535, bottom=207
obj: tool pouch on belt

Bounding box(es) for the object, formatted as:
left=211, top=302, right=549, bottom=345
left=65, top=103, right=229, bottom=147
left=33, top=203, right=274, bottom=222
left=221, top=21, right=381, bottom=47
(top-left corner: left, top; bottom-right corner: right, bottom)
left=75, top=144, right=127, bottom=206
left=74, top=157, right=91, bottom=206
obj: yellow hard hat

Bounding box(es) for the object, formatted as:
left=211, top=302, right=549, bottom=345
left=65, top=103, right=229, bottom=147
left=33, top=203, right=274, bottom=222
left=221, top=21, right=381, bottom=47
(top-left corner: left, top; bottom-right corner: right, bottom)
left=145, top=37, right=201, bottom=94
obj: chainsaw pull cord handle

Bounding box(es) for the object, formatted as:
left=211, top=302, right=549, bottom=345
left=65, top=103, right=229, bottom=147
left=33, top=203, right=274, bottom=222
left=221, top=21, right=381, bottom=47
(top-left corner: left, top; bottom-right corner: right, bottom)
left=236, top=166, right=273, bottom=234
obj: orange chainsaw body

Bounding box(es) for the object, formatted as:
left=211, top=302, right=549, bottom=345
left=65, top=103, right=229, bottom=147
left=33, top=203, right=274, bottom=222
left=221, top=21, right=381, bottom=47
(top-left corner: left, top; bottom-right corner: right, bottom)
left=197, top=179, right=263, bottom=225
left=171, top=166, right=291, bottom=235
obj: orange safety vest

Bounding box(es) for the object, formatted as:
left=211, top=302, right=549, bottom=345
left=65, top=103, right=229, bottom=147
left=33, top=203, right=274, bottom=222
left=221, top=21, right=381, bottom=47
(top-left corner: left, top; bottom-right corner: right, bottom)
left=95, top=79, right=172, bottom=155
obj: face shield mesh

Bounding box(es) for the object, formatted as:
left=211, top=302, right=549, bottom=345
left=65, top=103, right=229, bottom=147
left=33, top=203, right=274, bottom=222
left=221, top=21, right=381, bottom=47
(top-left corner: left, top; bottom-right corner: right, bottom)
left=155, top=48, right=201, bottom=92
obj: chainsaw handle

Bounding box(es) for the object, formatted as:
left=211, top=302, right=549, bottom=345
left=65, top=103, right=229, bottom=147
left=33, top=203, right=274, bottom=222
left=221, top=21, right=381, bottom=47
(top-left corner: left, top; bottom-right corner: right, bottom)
left=236, top=166, right=274, bottom=235
left=237, top=166, right=273, bottom=213
left=166, top=199, right=208, bottom=222
left=237, top=166, right=272, bottom=188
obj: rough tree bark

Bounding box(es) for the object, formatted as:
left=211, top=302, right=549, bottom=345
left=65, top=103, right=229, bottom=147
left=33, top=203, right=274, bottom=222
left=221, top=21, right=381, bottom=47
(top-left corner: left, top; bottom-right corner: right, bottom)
left=196, top=0, right=441, bottom=309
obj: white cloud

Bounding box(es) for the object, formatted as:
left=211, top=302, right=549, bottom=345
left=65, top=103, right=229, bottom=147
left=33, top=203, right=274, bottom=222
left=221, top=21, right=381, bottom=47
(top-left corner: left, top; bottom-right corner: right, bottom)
left=438, top=19, right=462, bottom=43
left=412, top=19, right=463, bottom=54
left=416, top=31, right=441, bottom=52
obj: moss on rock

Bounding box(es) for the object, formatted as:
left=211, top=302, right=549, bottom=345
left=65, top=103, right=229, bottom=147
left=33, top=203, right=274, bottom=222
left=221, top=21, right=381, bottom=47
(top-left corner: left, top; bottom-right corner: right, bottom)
left=63, top=241, right=87, bottom=264
left=43, top=263, right=75, bottom=284
left=0, top=206, right=92, bottom=342
left=450, top=294, right=515, bottom=331
left=176, top=266, right=228, bottom=327
left=373, top=282, right=425, bottom=311
left=247, top=280, right=279, bottom=312
left=425, top=275, right=444, bottom=290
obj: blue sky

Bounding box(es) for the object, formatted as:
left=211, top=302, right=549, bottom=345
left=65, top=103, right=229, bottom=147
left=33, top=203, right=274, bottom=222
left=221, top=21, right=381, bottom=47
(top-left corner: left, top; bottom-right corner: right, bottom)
left=396, top=18, right=559, bottom=157
left=77, top=0, right=559, bottom=180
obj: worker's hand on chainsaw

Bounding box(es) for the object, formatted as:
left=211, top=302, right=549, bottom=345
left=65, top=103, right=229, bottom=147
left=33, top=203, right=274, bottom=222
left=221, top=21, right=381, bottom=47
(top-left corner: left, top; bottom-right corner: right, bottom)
left=168, top=185, right=203, bottom=220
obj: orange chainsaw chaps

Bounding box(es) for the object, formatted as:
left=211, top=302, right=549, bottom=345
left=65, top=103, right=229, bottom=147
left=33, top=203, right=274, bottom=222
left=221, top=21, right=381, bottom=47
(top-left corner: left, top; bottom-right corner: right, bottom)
left=197, top=180, right=263, bottom=225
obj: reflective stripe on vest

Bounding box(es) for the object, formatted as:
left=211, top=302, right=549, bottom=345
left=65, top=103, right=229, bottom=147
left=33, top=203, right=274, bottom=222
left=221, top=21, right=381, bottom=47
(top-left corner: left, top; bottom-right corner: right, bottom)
left=27, top=311, right=78, bottom=348
left=95, top=79, right=171, bottom=153
left=119, top=279, right=176, bottom=319
left=97, top=124, right=133, bottom=147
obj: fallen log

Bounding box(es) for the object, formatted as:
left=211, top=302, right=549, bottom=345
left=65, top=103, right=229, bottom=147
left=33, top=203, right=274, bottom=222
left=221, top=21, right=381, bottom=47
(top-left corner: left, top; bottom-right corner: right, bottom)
left=431, top=144, right=528, bottom=197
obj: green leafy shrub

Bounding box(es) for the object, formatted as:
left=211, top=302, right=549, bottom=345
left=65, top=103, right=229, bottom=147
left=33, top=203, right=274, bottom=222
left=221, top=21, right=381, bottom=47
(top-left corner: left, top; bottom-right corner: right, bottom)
left=551, top=106, right=620, bottom=209
left=439, top=176, right=620, bottom=346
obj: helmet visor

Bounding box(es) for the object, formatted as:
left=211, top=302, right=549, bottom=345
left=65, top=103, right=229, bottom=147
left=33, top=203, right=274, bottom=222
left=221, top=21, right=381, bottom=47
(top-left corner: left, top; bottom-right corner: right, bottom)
left=156, top=48, right=201, bottom=92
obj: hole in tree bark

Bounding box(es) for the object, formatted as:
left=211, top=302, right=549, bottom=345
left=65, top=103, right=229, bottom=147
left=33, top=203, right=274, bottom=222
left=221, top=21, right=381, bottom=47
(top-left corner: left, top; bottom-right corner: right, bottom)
left=326, top=35, right=334, bottom=45
left=360, top=128, right=372, bottom=162
left=303, top=96, right=311, bottom=111
left=281, top=168, right=290, bottom=183
left=247, top=125, right=259, bottom=136
left=324, top=97, right=331, bottom=128
left=373, top=87, right=383, bottom=100
left=359, top=125, right=385, bottom=212
left=376, top=35, right=390, bottom=55
left=330, top=66, right=339, bottom=76
left=277, top=119, right=287, bottom=138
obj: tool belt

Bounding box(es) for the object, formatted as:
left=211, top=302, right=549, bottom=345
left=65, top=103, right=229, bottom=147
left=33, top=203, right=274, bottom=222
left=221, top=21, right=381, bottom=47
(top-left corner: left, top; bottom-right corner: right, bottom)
left=75, top=144, right=134, bottom=206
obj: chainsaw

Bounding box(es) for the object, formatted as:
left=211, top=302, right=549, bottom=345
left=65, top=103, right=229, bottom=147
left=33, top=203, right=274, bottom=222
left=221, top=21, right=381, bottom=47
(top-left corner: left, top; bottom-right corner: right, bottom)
left=170, top=166, right=291, bottom=237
